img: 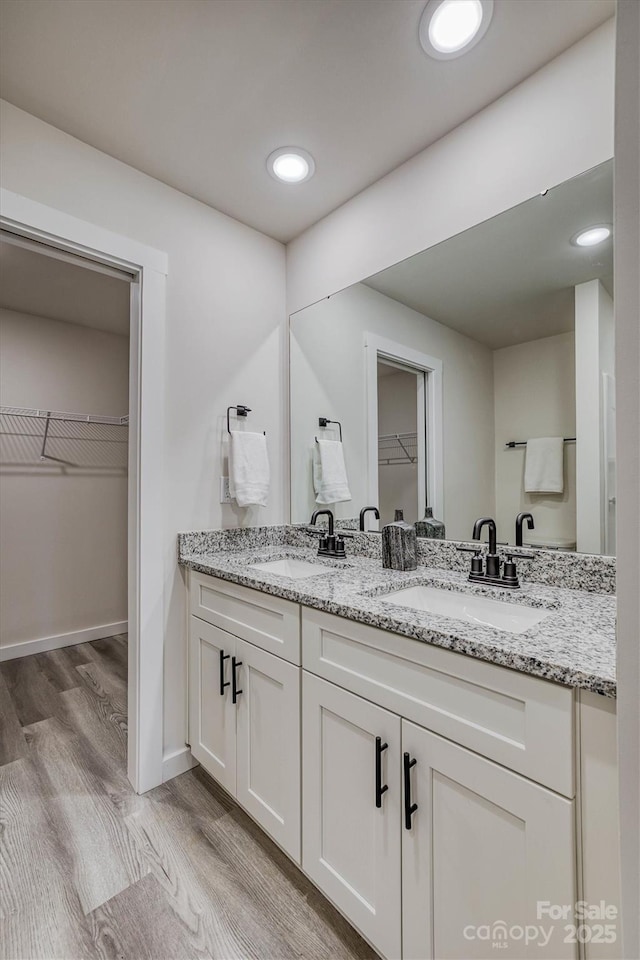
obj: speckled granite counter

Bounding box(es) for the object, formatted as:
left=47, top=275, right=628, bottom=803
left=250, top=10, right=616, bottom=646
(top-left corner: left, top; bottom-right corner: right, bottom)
left=179, top=528, right=616, bottom=698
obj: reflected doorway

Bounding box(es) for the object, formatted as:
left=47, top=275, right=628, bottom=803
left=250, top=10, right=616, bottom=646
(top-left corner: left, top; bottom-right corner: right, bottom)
left=377, top=360, right=422, bottom=525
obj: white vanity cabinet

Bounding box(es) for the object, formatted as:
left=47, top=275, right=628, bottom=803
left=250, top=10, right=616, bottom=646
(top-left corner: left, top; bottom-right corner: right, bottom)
left=188, top=572, right=301, bottom=861
left=300, top=647, right=576, bottom=959
left=187, top=572, right=618, bottom=960
left=300, top=609, right=578, bottom=960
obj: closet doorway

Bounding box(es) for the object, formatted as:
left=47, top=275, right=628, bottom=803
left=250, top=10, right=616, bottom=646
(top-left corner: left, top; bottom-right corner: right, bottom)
left=377, top=359, right=422, bottom=525
left=365, top=333, right=444, bottom=530
left=0, top=233, right=131, bottom=751
left=0, top=192, right=167, bottom=794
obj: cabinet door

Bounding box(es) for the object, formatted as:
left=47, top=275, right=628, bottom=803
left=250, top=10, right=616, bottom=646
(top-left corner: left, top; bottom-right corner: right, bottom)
left=188, top=616, right=237, bottom=793
left=578, top=691, right=621, bottom=960
left=402, top=720, right=577, bottom=960
left=235, top=638, right=301, bottom=862
left=302, top=672, right=401, bottom=960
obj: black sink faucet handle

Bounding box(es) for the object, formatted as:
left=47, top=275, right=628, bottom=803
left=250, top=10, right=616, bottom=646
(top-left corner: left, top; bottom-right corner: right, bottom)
left=457, top=545, right=483, bottom=576
left=502, top=551, right=535, bottom=587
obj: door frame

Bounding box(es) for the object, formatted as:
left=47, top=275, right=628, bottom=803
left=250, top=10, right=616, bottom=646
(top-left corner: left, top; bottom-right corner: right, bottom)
left=365, top=332, right=444, bottom=526
left=0, top=188, right=168, bottom=794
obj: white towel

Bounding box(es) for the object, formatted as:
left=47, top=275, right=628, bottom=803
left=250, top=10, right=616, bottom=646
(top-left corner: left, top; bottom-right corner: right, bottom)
left=313, top=439, right=352, bottom=504
left=524, top=437, right=564, bottom=494
left=229, top=431, right=270, bottom=507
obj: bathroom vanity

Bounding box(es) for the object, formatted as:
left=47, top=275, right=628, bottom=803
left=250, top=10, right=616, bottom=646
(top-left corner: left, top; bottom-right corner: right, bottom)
left=180, top=529, right=619, bottom=960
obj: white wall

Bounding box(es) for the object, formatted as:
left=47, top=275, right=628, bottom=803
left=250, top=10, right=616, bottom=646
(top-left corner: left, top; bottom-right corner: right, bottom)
left=575, top=280, right=615, bottom=553
left=290, top=283, right=494, bottom=541
left=0, top=100, right=286, bottom=761
left=493, top=333, right=576, bottom=548
left=0, top=308, right=129, bottom=649
left=378, top=367, right=419, bottom=526
left=286, top=21, right=614, bottom=313
left=614, top=2, right=640, bottom=955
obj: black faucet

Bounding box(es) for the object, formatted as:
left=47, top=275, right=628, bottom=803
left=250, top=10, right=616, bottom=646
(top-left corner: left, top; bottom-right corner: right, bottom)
left=310, top=509, right=347, bottom=559
left=472, top=517, right=500, bottom=579
left=457, top=516, right=534, bottom=589
left=515, top=512, right=535, bottom=547
left=311, top=509, right=334, bottom=535
left=359, top=506, right=380, bottom=531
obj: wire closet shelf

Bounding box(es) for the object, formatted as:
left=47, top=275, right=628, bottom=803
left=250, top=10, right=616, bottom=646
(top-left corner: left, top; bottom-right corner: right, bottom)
left=378, top=432, right=418, bottom=466
left=0, top=405, right=129, bottom=469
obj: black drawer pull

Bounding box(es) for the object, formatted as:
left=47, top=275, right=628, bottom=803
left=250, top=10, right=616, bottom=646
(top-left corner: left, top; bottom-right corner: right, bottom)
left=375, top=736, right=389, bottom=808
left=232, top=657, right=243, bottom=704
left=403, top=752, right=418, bottom=829
left=219, top=650, right=230, bottom=696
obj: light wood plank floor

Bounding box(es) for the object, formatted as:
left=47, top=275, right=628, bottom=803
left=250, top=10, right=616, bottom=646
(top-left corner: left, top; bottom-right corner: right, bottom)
left=0, top=637, right=375, bottom=960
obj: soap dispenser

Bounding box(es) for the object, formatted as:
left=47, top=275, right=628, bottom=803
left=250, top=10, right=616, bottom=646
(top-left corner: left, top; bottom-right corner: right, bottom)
left=382, top=509, right=418, bottom=571
left=415, top=506, right=445, bottom=539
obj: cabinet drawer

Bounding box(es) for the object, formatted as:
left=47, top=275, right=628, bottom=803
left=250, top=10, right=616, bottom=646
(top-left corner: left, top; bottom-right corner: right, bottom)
left=190, top=571, right=300, bottom=664
left=302, top=608, right=574, bottom=797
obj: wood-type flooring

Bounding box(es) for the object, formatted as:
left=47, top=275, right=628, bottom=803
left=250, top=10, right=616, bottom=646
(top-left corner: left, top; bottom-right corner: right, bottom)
left=0, top=636, right=374, bottom=960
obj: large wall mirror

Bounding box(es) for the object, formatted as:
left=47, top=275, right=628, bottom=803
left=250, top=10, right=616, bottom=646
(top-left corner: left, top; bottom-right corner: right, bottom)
left=290, top=160, right=614, bottom=556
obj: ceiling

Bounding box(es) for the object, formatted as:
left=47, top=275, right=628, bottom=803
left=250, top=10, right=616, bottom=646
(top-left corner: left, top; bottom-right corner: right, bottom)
left=0, top=0, right=614, bottom=243
left=364, top=160, right=613, bottom=350
left=0, top=238, right=131, bottom=336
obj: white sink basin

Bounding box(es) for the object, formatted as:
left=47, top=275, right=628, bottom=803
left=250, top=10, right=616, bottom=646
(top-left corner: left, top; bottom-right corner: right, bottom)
left=249, top=558, right=338, bottom=580
left=381, top=585, right=549, bottom=634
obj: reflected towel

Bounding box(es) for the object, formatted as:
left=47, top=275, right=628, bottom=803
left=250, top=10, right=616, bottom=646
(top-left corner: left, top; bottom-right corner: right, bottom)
left=229, top=430, right=270, bottom=507
left=313, top=439, right=352, bottom=504
left=524, top=437, right=564, bottom=494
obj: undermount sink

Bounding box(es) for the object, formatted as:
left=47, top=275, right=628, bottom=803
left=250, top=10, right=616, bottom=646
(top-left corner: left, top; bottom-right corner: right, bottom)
left=248, top=558, right=339, bottom=580
left=381, top=584, right=550, bottom=634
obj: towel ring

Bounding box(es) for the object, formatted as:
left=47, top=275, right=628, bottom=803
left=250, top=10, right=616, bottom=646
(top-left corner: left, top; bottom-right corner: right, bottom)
left=227, top=405, right=265, bottom=435
left=317, top=417, right=342, bottom=442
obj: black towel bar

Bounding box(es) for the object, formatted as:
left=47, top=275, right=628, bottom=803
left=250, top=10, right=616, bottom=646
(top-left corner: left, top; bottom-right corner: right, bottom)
left=317, top=417, right=342, bottom=442
left=226, top=405, right=265, bottom=435
left=506, top=438, right=575, bottom=448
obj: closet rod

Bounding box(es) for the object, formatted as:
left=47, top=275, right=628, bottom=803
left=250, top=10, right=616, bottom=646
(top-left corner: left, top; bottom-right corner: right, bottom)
left=0, top=404, right=129, bottom=425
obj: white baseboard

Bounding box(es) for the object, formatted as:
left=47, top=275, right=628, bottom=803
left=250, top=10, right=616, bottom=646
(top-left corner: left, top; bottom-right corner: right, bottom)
left=0, top=620, right=128, bottom=662
left=162, top=746, right=199, bottom=783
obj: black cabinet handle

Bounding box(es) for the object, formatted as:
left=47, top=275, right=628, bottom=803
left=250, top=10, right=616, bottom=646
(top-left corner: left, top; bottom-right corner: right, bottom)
left=403, top=752, right=418, bottom=829
left=231, top=656, right=243, bottom=704
left=219, top=650, right=230, bottom=696
left=376, top=737, right=389, bottom=807
left=375, top=737, right=389, bottom=808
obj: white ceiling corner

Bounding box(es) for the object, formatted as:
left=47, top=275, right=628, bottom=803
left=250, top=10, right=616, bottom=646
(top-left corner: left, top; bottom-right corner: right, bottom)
left=0, top=0, right=615, bottom=242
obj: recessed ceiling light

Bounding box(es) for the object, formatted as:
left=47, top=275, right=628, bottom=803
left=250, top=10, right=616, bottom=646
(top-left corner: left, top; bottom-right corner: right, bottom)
left=419, top=0, right=493, bottom=59
left=267, top=147, right=315, bottom=184
left=572, top=225, right=612, bottom=247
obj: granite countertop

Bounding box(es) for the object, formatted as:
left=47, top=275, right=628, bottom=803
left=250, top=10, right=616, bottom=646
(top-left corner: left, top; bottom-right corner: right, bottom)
left=179, top=541, right=616, bottom=698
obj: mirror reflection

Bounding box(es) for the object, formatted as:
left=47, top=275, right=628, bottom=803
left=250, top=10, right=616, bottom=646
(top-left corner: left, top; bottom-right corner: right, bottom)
left=290, top=160, right=614, bottom=555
